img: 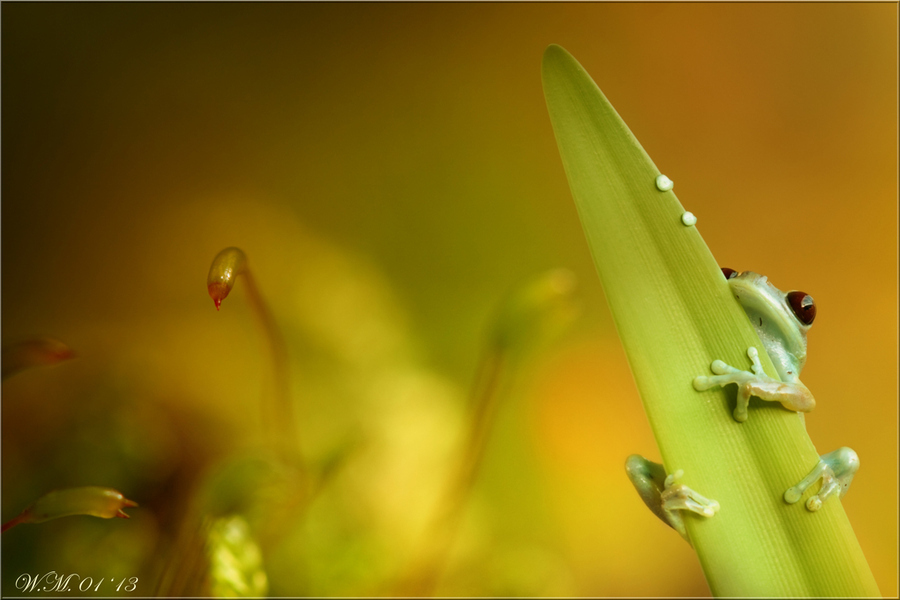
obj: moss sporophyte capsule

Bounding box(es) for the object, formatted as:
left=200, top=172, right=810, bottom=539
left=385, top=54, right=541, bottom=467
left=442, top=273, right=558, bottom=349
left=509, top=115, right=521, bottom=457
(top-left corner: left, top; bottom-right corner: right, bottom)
left=207, top=247, right=248, bottom=310
left=2, top=487, right=138, bottom=532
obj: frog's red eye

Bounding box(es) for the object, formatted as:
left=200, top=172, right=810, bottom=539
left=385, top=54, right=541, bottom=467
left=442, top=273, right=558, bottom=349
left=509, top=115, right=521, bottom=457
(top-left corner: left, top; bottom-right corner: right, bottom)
left=787, top=291, right=816, bottom=326
left=721, top=268, right=738, bottom=280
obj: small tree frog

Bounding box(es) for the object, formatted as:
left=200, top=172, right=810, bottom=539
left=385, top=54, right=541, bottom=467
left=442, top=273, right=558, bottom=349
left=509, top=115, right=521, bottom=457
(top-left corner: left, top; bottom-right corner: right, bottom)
left=625, top=454, right=719, bottom=545
left=692, top=268, right=859, bottom=511
left=693, top=269, right=816, bottom=423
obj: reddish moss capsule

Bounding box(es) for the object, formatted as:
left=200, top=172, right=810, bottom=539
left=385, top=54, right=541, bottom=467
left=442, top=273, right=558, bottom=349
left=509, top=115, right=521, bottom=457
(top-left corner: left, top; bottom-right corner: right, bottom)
left=2, top=487, right=138, bottom=532
left=1, top=338, right=74, bottom=380
left=207, top=247, right=247, bottom=310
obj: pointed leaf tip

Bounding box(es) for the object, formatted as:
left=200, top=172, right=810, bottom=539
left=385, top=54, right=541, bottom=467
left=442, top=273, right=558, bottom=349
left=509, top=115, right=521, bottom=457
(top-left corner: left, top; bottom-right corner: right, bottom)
left=541, top=44, right=582, bottom=87
left=542, top=44, right=569, bottom=65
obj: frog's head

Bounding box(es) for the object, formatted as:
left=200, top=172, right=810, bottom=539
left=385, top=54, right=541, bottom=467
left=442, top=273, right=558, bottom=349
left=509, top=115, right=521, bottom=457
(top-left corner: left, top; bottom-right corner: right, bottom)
left=721, top=268, right=815, bottom=379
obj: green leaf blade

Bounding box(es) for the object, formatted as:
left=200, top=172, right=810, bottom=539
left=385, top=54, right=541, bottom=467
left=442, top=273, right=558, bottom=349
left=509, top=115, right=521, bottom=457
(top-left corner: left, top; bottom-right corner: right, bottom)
left=542, top=43, right=879, bottom=597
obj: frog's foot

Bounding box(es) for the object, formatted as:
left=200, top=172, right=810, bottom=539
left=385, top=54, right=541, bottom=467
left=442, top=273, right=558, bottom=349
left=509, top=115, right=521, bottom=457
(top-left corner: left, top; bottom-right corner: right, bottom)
left=784, top=447, right=859, bottom=512
left=693, top=347, right=765, bottom=386
left=661, top=470, right=721, bottom=518
left=625, top=455, right=719, bottom=545
left=693, top=347, right=814, bottom=423
left=693, top=347, right=766, bottom=422
left=660, top=470, right=720, bottom=545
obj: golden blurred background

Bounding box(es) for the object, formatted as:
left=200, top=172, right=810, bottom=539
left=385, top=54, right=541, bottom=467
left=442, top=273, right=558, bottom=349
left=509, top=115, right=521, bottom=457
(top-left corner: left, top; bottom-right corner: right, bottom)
left=2, top=3, right=896, bottom=597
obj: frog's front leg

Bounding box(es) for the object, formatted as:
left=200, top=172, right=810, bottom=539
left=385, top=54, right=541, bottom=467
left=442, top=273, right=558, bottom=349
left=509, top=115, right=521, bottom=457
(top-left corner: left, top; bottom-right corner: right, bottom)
left=625, top=455, right=719, bottom=545
left=693, top=347, right=815, bottom=422
left=784, top=447, right=859, bottom=511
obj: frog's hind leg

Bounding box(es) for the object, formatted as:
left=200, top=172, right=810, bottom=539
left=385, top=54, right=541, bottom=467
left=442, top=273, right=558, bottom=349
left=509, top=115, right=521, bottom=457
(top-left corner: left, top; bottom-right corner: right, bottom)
left=624, top=455, right=671, bottom=528
left=625, top=455, right=720, bottom=544
left=784, top=447, right=859, bottom=511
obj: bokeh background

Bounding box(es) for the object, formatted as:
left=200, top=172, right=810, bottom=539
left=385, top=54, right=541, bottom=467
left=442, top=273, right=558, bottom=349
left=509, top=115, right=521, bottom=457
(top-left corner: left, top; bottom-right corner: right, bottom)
left=2, top=3, right=896, bottom=597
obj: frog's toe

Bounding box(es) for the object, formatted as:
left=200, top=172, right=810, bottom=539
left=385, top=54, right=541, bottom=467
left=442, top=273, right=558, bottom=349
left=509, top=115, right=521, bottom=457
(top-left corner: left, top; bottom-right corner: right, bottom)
left=710, top=360, right=732, bottom=374
left=783, top=487, right=802, bottom=504
left=663, top=469, right=685, bottom=489
left=732, top=406, right=748, bottom=423
left=693, top=498, right=720, bottom=518
left=693, top=376, right=712, bottom=390
left=668, top=491, right=719, bottom=519
left=806, top=496, right=823, bottom=512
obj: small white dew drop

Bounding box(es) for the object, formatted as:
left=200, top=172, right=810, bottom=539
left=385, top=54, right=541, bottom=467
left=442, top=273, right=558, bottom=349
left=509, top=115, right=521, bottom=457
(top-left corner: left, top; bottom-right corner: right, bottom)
left=655, top=174, right=674, bottom=191
left=681, top=212, right=697, bottom=227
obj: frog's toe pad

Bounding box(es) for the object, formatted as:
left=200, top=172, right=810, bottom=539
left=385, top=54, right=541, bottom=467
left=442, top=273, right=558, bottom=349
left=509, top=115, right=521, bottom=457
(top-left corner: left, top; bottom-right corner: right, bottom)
left=806, top=496, right=823, bottom=512
left=697, top=499, right=720, bottom=517
left=693, top=376, right=711, bottom=391
left=783, top=487, right=802, bottom=504
left=732, top=407, right=748, bottom=423
left=710, top=360, right=732, bottom=375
